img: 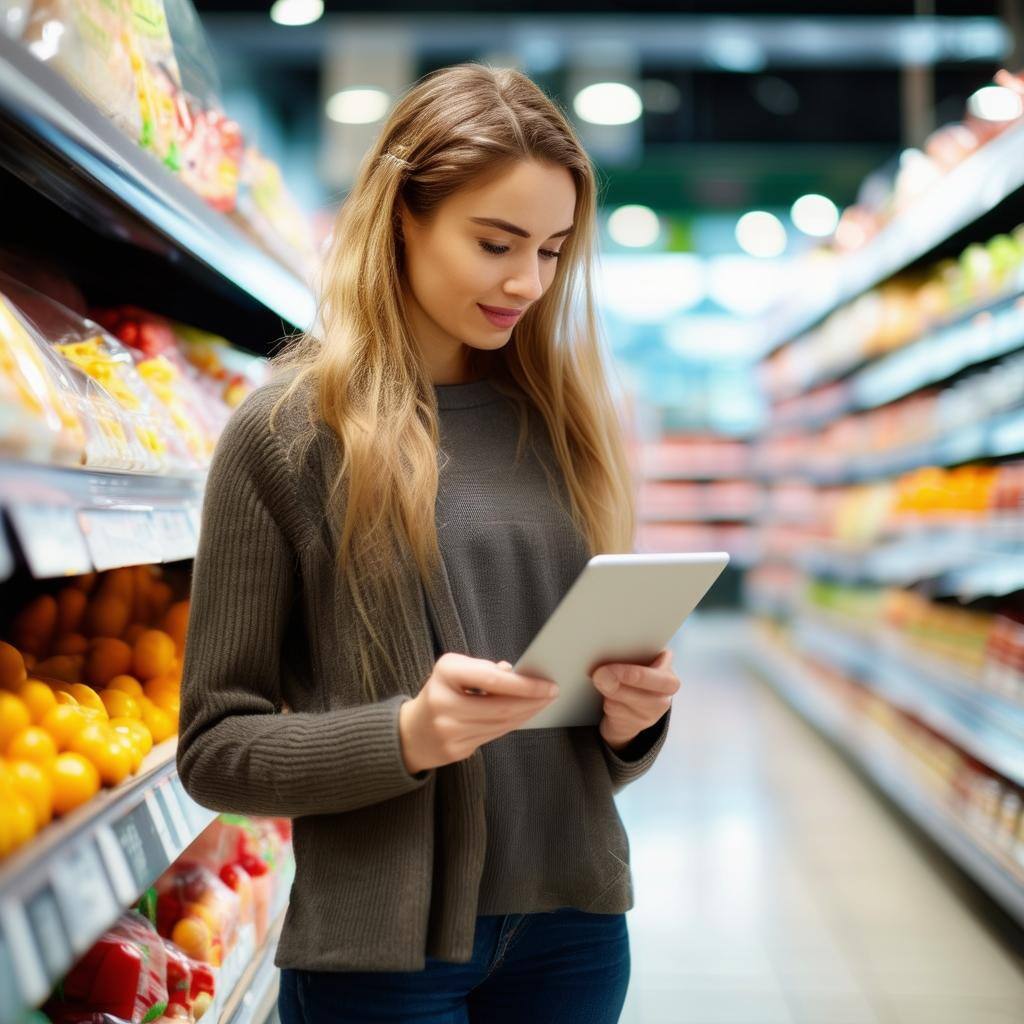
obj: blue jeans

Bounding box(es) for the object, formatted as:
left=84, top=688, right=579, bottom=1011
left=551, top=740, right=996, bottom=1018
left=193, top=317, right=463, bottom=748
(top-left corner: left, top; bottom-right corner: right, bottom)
left=278, top=907, right=630, bottom=1023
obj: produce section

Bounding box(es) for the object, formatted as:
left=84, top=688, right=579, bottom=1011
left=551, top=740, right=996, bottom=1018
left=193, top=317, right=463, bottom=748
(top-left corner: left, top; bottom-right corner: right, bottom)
left=0, top=0, right=300, bottom=1019
left=748, top=59, right=1024, bottom=928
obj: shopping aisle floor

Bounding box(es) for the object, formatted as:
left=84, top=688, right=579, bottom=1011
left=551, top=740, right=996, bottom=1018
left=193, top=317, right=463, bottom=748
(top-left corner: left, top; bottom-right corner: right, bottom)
left=616, top=611, right=1024, bottom=1024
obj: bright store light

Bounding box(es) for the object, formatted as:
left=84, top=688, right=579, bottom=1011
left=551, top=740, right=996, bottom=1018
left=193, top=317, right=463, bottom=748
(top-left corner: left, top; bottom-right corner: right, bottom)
left=607, top=205, right=661, bottom=247
left=28, top=19, right=64, bottom=60
left=790, top=194, right=839, bottom=237
left=269, top=0, right=323, bottom=26
left=967, top=85, right=1024, bottom=122
left=708, top=36, right=766, bottom=73
left=735, top=211, right=787, bottom=259
left=598, top=254, right=706, bottom=323
left=573, top=82, right=643, bottom=125
left=326, top=88, right=391, bottom=124
left=707, top=255, right=790, bottom=316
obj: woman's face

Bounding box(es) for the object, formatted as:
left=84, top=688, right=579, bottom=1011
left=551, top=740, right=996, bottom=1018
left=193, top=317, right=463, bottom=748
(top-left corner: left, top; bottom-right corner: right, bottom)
left=399, top=158, right=577, bottom=384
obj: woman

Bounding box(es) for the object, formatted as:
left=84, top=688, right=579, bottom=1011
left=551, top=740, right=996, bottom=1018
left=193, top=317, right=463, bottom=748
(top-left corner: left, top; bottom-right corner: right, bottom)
left=176, top=62, right=680, bottom=1023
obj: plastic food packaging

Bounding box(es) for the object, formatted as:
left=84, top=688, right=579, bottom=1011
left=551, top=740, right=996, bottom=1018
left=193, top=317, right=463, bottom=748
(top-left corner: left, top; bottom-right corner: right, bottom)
left=155, top=863, right=240, bottom=966
left=45, top=910, right=169, bottom=1023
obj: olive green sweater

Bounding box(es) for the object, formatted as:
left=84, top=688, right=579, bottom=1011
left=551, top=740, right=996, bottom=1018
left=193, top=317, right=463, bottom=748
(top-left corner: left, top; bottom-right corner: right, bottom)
left=176, top=370, right=670, bottom=972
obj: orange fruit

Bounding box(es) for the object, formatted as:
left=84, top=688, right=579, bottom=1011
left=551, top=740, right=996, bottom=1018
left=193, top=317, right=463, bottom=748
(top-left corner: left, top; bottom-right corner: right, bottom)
left=148, top=581, right=173, bottom=623
left=0, top=693, right=31, bottom=749
left=49, top=752, right=100, bottom=814
left=40, top=704, right=90, bottom=750
left=143, top=675, right=180, bottom=712
left=110, top=717, right=153, bottom=758
left=0, top=642, right=27, bottom=691
left=98, top=567, right=134, bottom=601
left=7, top=793, right=36, bottom=848
left=69, top=722, right=132, bottom=786
left=11, top=595, right=58, bottom=658
left=33, top=656, right=80, bottom=684
left=18, top=680, right=57, bottom=724
left=85, top=638, right=133, bottom=688
left=108, top=719, right=145, bottom=772
left=53, top=689, right=79, bottom=705
left=133, top=630, right=176, bottom=681
left=6, top=726, right=57, bottom=767
left=171, top=917, right=212, bottom=961
left=84, top=595, right=130, bottom=639
left=122, top=624, right=147, bottom=647
left=72, top=572, right=98, bottom=594
left=161, top=601, right=190, bottom=656
left=66, top=684, right=107, bottom=717
left=108, top=674, right=143, bottom=698
left=53, top=633, right=89, bottom=656
left=56, top=587, right=87, bottom=635
left=99, top=689, right=141, bottom=720
left=9, top=759, right=53, bottom=828
left=140, top=699, right=175, bottom=743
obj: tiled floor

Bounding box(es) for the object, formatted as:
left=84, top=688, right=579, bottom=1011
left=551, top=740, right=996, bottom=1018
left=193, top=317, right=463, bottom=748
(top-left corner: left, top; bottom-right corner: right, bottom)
left=615, top=612, right=1024, bottom=1024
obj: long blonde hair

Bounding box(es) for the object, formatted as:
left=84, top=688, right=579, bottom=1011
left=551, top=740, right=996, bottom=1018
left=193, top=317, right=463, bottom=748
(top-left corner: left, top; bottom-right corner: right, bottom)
left=270, top=62, right=637, bottom=702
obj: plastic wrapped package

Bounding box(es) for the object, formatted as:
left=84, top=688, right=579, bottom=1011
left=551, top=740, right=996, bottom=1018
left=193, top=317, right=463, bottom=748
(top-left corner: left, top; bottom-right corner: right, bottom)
left=44, top=910, right=169, bottom=1023
left=0, top=291, right=86, bottom=464
left=0, top=275, right=195, bottom=473
left=155, top=863, right=240, bottom=966
left=171, top=321, right=269, bottom=410
left=126, top=0, right=187, bottom=170
left=158, top=937, right=216, bottom=1020
left=18, top=0, right=140, bottom=139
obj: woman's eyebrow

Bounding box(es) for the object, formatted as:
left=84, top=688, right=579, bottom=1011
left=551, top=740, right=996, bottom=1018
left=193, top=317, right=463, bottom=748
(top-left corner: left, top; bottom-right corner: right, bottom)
left=468, top=217, right=574, bottom=239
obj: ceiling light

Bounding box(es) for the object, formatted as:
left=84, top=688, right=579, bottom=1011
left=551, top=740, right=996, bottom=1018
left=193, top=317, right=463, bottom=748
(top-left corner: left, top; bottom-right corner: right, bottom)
left=326, top=87, right=391, bottom=124
left=790, top=194, right=839, bottom=237
left=573, top=82, right=643, bottom=125
left=607, top=205, right=661, bottom=247
left=968, top=85, right=1024, bottom=122
left=270, top=0, right=323, bottom=27
left=735, top=211, right=787, bottom=259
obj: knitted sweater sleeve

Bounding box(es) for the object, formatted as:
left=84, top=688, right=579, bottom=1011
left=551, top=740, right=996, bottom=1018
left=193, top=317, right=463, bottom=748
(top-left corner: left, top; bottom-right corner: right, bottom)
left=600, top=706, right=671, bottom=795
left=176, top=391, right=434, bottom=818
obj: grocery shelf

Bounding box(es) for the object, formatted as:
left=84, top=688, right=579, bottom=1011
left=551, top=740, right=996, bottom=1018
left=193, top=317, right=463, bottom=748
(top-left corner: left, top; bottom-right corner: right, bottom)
left=760, top=120, right=1024, bottom=356
left=218, top=914, right=285, bottom=1024
left=791, top=611, right=1024, bottom=788
left=749, top=628, right=1024, bottom=929
left=0, top=459, right=204, bottom=577
left=759, top=404, right=1024, bottom=486
left=0, top=34, right=316, bottom=335
left=0, top=740, right=218, bottom=1024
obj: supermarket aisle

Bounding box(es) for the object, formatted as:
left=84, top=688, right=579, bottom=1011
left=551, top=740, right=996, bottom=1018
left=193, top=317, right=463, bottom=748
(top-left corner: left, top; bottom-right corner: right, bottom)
left=616, top=611, right=1024, bottom=1024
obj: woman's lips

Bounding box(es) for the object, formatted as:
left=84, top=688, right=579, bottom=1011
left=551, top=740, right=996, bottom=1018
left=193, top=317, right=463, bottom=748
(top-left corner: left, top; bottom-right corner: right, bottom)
left=478, top=304, right=523, bottom=328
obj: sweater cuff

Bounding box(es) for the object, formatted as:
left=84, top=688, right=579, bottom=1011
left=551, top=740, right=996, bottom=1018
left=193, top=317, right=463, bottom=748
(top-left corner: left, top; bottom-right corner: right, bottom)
left=601, top=705, right=671, bottom=791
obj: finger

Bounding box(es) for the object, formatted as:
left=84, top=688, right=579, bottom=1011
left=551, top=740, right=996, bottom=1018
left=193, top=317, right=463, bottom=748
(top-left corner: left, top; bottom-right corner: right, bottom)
left=458, top=693, right=556, bottom=723
left=442, top=658, right=556, bottom=700
left=603, top=688, right=672, bottom=721
left=600, top=664, right=679, bottom=696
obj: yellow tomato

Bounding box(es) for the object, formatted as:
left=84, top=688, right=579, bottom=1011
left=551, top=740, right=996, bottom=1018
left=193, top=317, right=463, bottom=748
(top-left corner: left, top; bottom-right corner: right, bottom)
left=18, top=680, right=57, bottom=723
left=0, top=642, right=27, bottom=691
left=109, top=717, right=153, bottom=759
left=67, top=684, right=108, bottom=717
left=140, top=699, right=175, bottom=743
left=68, top=723, right=131, bottom=786
left=40, top=704, right=90, bottom=751
left=6, top=726, right=57, bottom=767
left=49, top=752, right=100, bottom=814
left=0, top=693, right=32, bottom=749
left=107, top=674, right=144, bottom=698
left=8, top=759, right=53, bottom=828
left=99, top=689, right=141, bottom=720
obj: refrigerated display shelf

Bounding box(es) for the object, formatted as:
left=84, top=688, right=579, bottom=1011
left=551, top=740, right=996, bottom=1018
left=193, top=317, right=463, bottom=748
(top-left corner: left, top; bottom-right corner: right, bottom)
left=760, top=119, right=1024, bottom=355
left=218, top=914, right=285, bottom=1024
left=0, top=459, right=204, bottom=578
left=0, top=33, right=316, bottom=334
left=0, top=740, right=218, bottom=1024
left=791, top=612, right=1024, bottom=788
left=749, top=628, right=1024, bottom=928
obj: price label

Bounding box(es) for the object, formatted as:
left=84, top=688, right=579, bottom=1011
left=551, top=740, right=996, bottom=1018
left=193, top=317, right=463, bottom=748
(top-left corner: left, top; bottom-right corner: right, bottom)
left=113, top=797, right=173, bottom=886
left=51, top=839, right=119, bottom=953
left=0, top=902, right=48, bottom=1007
left=152, top=508, right=198, bottom=562
left=24, top=884, right=72, bottom=982
left=78, top=509, right=162, bottom=570
left=144, top=788, right=179, bottom=861
left=95, top=823, right=139, bottom=905
left=154, top=778, right=191, bottom=849
left=7, top=503, right=92, bottom=578
left=0, top=927, right=21, bottom=1024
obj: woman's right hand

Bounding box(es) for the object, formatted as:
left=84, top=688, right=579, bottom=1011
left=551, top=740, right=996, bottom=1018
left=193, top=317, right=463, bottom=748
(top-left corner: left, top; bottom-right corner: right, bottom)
left=397, top=652, right=559, bottom=775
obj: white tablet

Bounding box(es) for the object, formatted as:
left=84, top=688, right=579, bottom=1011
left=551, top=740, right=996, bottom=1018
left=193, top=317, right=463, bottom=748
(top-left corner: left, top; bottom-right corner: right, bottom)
left=511, top=552, right=729, bottom=730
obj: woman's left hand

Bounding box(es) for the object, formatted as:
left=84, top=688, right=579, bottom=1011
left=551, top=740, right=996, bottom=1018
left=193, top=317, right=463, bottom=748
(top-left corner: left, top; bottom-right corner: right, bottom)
left=592, top=648, right=679, bottom=753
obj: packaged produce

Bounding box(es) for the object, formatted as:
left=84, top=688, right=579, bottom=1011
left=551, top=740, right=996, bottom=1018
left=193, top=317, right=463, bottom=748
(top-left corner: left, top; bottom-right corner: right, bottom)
left=45, top=910, right=169, bottom=1023
left=155, top=863, right=240, bottom=966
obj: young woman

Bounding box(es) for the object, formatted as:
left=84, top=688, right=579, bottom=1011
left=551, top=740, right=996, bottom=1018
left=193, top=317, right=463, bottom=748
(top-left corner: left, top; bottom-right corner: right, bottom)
left=177, top=62, right=680, bottom=1023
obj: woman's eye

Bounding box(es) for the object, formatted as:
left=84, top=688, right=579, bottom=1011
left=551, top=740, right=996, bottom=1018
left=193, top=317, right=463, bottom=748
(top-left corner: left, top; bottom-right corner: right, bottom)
left=478, top=240, right=561, bottom=261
